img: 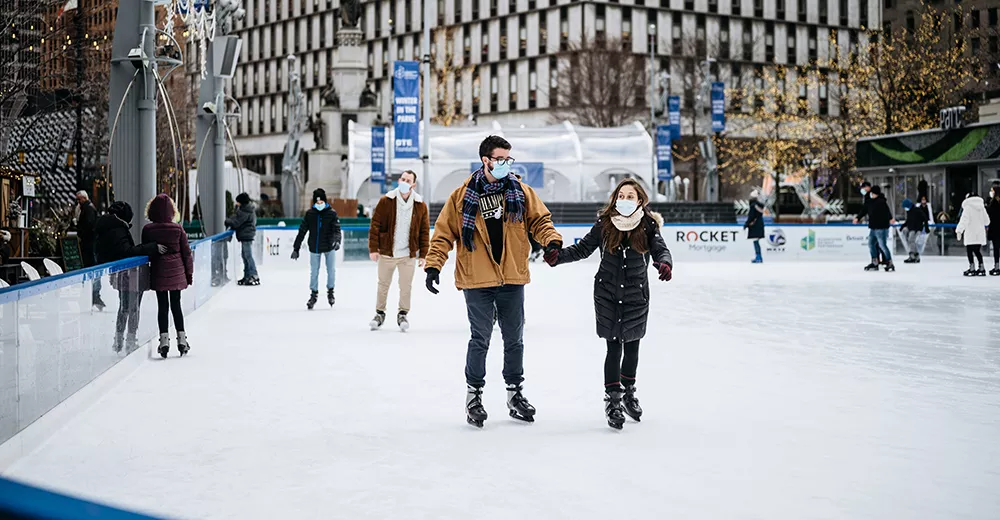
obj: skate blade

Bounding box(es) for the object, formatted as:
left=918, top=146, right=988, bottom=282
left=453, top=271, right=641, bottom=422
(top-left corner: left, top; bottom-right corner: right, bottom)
left=399, top=322, right=409, bottom=332
left=607, top=421, right=624, bottom=430
left=509, top=410, right=535, bottom=423
left=624, top=411, right=642, bottom=422
left=467, top=417, right=485, bottom=428
left=369, top=321, right=381, bottom=331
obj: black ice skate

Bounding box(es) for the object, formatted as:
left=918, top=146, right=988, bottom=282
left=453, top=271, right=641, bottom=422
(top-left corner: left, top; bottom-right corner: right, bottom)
left=327, top=288, right=335, bottom=306
left=177, top=331, right=190, bottom=356
left=306, top=290, right=319, bottom=310
left=113, top=334, right=124, bottom=354
left=93, top=295, right=106, bottom=311
left=604, top=388, right=626, bottom=430
left=157, top=333, right=169, bottom=359
left=623, top=385, right=642, bottom=422
left=964, top=264, right=977, bottom=277
left=370, top=311, right=386, bottom=330
left=237, top=276, right=261, bottom=286
left=864, top=261, right=880, bottom=271
left=976, top=264, right=987, bottom=276
left=506, top=384, right=536, bottom=423
left=397, top=311, right=409, bottom=332
left=903, top=253, right=917, bottom=264
left=883, top=262, right=895, bottom=272
left=466, top=385, right=488, bottom=428
left=991, top=264, right=1000, bottom=276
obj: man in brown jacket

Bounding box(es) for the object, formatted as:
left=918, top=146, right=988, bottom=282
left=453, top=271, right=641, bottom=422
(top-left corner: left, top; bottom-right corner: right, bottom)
left=424, top=135, right=562, bottom=428
left=368, top=170, right=430, bottom=331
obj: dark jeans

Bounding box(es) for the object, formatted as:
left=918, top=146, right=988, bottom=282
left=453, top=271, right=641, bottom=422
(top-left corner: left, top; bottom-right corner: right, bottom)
left=240, top=240, right=258, bottom=278
left=156, top=290, right=185, bottom=334
left=463, top=284, right=525, bottom=388
left=605, top=339, right=640, bottom=388
left=116, top=290, right=143, bottom=338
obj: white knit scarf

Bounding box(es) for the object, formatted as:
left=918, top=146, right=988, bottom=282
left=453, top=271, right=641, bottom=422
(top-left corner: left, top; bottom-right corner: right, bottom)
left=611, top=208, right=644, bottom=232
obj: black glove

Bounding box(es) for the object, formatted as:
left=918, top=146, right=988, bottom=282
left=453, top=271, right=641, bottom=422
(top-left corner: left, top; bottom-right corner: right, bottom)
left=654, top=262, right=672, bottom=282
left=333, top=241, right=341, bottom=251
left=291, top=249, right=299, bottom=260
left=425, top=267, right=440, bottom=294
left=543, top=241, right=562, bottom=266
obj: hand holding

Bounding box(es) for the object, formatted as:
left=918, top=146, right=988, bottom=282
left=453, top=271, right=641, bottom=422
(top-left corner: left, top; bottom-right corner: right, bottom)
left=370, top=252, right=380, bottom=262
left=425, top=267, right=440, bottom=295
left=291, top=249, right=300, bottom=260
left=543, top=241, right=561, bottom=267
left=418, top=257, right=426, bottom=268
left=333, top=241, right=341, bottom=251
left=654, top=262, right=672, bottom=282
left=157, top=244, right=169, bottom=255
left=852, top=218, right=860, bottom=225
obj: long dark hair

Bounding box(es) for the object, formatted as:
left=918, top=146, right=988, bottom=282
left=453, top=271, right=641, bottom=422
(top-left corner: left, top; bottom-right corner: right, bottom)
left=599, top=178, right=651, bottom=254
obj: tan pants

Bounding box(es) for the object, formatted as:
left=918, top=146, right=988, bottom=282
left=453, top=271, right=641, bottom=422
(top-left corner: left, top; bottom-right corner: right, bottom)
left=376, top=256, right=416, bottom=313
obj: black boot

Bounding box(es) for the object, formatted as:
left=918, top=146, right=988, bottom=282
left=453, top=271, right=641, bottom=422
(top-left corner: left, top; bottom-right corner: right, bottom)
left=990, top=262, right=1000, bottom=276
left=327, top=288, right=335, bottom=306
left=466, top=385, right=488, bottom=428
left=306, top=290, right=318, bottom=310
left=864, top=259, right=880, bottom=271
left=903, top=253, right=916, bottom=264
left=976, top=262, right=987, bottom=276
left=604, top=387, right=626, bottom=430
left=964, top=263, right=976, bottom=276
left=623, top=384, right=642, bottom=422
left=883, top=261, right=895, bottom=272
left=506, top=384, right=536, bottom=423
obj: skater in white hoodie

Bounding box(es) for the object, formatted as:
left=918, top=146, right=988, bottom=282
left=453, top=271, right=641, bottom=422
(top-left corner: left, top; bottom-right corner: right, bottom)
left=956, top=193, right=991, bottom=276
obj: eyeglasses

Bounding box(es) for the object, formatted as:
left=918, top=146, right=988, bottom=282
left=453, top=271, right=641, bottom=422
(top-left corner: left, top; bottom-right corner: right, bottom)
left=489, top=156, right=516, bottom=166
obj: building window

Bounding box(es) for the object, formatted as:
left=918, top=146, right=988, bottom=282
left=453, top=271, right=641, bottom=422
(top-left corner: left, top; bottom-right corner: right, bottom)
left=787, top=30, right=796, bottom=64
left=491, top=2, right=498, bottom=17
left=406, top=0, right=413, bottom=31
left=731, top=0, right=740, bottom=15
left=696, top=14, right=706, bottom=55
left=971, top=37, right=981, bottom=55
left=819, top=73, right=828, bottom=115
left=473, top=72, right=481, bottom=113
left=540, top=10, right=548, bottom=51
left=765, top=22, right=774, bottom=61
left=971, top=9, right=980, bottom=28
left=808, top=26, right=817, bottom=63
left=840, top=0, right=849, bottom=25
left=596, top=4, right=606, bottom=42
left=623, top=8, right=633, bottom=49
left=673, top=13, right=683, bottom=54
left=438, top=0, right=445, bottom=25
left=777, top=0, right=786, bottom=19
left=709, top=0, right=718, bottom=14
left=753, top=65, right=764, bottom=109
left=456, top=0, right=463, bottom=23
left=490, top=70, right=499, bottom=112
left=860, top=0, right=868, bottom=28
left=464, top=35, right=472, bottom=62
left=472, top=0, right=479, bottom=20
left=501, top=21, right=508, bottom=55
left=742, top=20, right=752, bottom=61
left=720, top=18, right=730, bottom=59
left=482, top=22, right=490, bottom=60
left=529, top=61, right=538, bottom=108
left=797, top=68, right=808, bottom=115
left=730, top=63, right=743, bottom=110
left=798, top=0, right=807, bottom=22
left=954, top=12, right=962, bottom=32
left=376, top=2, right=383, bottom=36
left=754, top=0, right=763, bottom=18
left=510, top=70, right=518, bottom=107
left=819, top=0, right=828, bottom=22
left=549, top=56, right=558, bottom=106
left=520, top=15, right=528, bottom=56
left=560, top=8, right=569, bottom=51
left=685, top=0, right=695, bottom=10
left=991, top=8, right=999, bottom=26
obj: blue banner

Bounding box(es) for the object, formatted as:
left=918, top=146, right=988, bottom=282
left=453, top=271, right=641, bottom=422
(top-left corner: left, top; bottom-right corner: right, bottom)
left=371, top=126, right=386, bottom=183
left=711, top=82, right=725, bottom=133
left=668, top=96, right=681, bottom=141
left=470, top=162, right=545, bottom=188
left=656, top=125, right=672, bottom=182
left=392, top=61, right=421, bottom=159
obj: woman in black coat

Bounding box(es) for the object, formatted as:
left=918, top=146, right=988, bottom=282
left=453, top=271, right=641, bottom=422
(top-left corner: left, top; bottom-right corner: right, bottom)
left=546, top=178, right=673, bottom=430
left=745, top=189, right=765, bottom=263
left=988, top=183, right=1000, bottom=275
left=95, top=201, right=164, bottom=353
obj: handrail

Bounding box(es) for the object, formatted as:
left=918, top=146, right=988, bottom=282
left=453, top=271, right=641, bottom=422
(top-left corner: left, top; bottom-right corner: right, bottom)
left=190, top=230, right=234, bottom=248
left=0, top=256, right=151, bottom=306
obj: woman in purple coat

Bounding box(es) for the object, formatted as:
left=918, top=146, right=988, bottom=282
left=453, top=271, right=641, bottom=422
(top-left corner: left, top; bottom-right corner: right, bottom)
left=142, top=194, right=193, bottom=358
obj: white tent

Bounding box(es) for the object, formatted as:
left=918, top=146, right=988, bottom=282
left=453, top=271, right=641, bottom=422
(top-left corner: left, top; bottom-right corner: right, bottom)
left=347, top=120, right=654, bottom=206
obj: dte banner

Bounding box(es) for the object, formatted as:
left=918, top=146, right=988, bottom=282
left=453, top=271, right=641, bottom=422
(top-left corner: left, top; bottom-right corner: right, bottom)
left=711, top=82, right=725, bottom=133
left=371, top=126, right=386, bottom=183
left=668, top=96, right=681, bottom=141
left=392, top=61, right=420, bottom=159
left=655, top=125, right=672, bottom=181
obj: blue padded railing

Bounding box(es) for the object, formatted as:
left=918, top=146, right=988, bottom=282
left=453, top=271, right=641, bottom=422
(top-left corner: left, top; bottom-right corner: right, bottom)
left=0, top=477, right=159, bottom=519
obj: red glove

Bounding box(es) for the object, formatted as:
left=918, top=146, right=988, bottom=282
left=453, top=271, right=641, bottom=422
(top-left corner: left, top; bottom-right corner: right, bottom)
left=654, top=262, right=672, bottom=282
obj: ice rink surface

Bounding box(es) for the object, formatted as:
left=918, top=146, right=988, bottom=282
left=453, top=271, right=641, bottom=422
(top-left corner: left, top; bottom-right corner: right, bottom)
left=5, top=258, right=1000, bottom=519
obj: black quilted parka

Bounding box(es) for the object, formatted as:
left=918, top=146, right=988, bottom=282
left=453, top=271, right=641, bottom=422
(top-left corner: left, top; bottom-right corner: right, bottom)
left=554, top=212, right=672, bottom=343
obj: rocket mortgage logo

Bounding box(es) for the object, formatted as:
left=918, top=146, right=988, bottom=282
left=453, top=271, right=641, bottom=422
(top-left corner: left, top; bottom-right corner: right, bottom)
left=675, top=229, right=739, bottom=253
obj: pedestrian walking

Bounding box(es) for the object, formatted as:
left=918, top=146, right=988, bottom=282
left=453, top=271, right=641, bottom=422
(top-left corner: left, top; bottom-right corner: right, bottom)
left=225, top=192, right=260, bottom=286
left=987, top=183, right=1000, bottom=276
left=291, top=189, right=342, bottom=309
left=902, top=196, right=930, bottom=264
left=545, top=178, right=672, bottom=429
left=745, top=189, right=765, bottom=263
left=142, top=194, right=193, bottom=358
left=367, top=170, right=430, bottom=331
left=423, top=135, right=562, bottom=428
left=862, top=185, right=896, bottom=272
left=956, top=192, right=990, bottom=277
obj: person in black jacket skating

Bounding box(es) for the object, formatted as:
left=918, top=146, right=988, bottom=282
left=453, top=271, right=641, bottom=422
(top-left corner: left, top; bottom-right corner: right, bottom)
left=226, top=192, right=259, bottom=286
left=902, top=196, right=930, bottom=264
left=853, top=181, right=885, bottom=265
left=862, top=185, right=896, bottom=272
left=987, top=183, right=1000, bottom=276
left=95, top=201, right=167, bottom=353
left=291, top=189, right=342, bottom=309
left=546, top=178, right=673, bottom=430
left=745, top=189, right=765, bottom=263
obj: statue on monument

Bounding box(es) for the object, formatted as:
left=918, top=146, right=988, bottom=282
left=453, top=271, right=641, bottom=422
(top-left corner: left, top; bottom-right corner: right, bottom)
left=341, top=0, right=362, bottom=28
left=359, top=83, right=378, bottom=108
left=321, top=83, right=340, bottom=108
left=309, top=113, right=327, bottom=150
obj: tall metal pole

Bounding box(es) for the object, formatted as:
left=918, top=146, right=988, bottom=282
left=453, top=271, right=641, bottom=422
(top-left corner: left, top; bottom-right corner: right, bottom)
left=137, top=2, right=156, bottom=221
left=649, top=24, right=656, bottom=195
left=422, top=0, right=432, bottom=198
left=75, top=7, right=85, bottom=191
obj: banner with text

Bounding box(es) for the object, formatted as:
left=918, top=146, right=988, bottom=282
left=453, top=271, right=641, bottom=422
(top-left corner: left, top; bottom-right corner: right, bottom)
left=655, top=125, right=672, bottom=181
left=668, top=96, right=681, bottom=141
left=392, top=61, right=420, bottom=159
left=371, top=126, right=386, bottom=183
left=711, top=82, right=725, bottom=133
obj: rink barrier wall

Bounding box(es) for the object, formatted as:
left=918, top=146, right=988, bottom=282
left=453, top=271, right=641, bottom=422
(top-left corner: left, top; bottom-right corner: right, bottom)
left=0, top=476, right=159, bottom=519
left=0, top=231, right=242, bottom=472
left=255, top=223, right=963, bottom=264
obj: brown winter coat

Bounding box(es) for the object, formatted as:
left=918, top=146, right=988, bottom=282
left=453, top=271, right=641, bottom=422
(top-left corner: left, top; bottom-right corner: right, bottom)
left=426, top=176, right=561, bottom=290
left=368, top=189, right=431, bottom=258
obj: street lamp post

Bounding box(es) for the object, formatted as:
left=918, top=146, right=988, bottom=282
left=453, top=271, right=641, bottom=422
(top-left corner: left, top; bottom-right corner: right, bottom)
left=649, top=23, right=656, bottom=195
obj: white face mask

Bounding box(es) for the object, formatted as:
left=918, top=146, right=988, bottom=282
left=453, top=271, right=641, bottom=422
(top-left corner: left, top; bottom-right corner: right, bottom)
left=314, top=201, right=327, bottom=211
left=398, top=181, right=412, bottom=194
left=615, top=199, right=638, bottom=216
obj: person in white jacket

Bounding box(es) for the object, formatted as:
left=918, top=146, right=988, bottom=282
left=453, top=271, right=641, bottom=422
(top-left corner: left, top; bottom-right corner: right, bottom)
left=956, top=193, right=991, bottom=276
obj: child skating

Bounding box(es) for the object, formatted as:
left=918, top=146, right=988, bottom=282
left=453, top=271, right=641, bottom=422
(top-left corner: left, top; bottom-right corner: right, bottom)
left=956, top=192, right=991, bottom=277
left=545, top=178, right=672, bottom=429
left=291, top=189, right=342, bottom=309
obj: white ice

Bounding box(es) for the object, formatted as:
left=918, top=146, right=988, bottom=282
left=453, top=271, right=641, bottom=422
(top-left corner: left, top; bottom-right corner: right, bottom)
left=5, top=258, right=1000, bottom=519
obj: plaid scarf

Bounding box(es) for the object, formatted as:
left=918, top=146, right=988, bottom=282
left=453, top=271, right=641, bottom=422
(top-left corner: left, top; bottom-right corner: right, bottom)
left=461, top=168, right=526, bottom=251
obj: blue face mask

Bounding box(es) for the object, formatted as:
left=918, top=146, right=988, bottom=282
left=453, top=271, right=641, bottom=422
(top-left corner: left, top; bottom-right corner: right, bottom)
left=490, top=161, right=511, bottom=180
left=398, top=181, right=412, bottom=194
left=314, top=202, right=327, bottom=211
left=860, top=188, right=869, bottom=196
left=615, top=199, right=638, bottom=216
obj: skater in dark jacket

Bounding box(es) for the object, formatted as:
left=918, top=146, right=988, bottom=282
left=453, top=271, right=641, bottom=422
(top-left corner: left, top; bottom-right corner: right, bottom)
left=292, top=189, right=342, bottom=309
left=902, top=197, right=930, bottom=264
left=547, top=178, right=673, bottom=430
left=96, top=201, right=166, bottom=353
left=225, top=192, right=259, bottom=286
left=987, top=183, right=1000, bottom=276
left=862, top=185, right=896, bottom=272
left=745, top=189, right=765, bottom=263
left=142, top=194, right=193, bottom=358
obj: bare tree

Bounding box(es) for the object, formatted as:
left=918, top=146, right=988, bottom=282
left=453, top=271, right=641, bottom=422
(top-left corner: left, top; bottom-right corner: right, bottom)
left=554, top=36, right=647, bottom=128
left=431, top=26, right=475, bottom=126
